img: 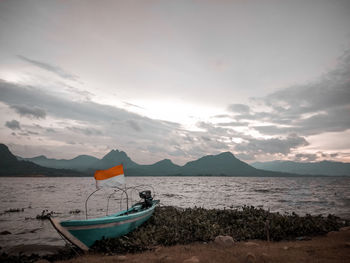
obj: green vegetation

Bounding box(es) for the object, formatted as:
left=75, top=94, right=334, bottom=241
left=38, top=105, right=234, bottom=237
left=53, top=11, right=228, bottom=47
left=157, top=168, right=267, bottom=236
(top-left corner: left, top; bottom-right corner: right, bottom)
left=93, top=206, right=349, bottom=253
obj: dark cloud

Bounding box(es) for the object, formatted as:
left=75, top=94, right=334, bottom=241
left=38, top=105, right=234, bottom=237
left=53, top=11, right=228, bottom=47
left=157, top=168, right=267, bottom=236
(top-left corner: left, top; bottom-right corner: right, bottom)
left=228, top=104, right=250, bottom=114
left=294, top=153, right=318, bottom=162
left=127, top=120, right=142, bottom=132
left=18, top=130, right=39, bottom=136
left=46, top=128, right=56, bottom=133
left=0, top=79, right=189, bottom=162
left=123, top=101, right=145, bottom=110
left=217, top=121, right=249, bottom=127
left=64, top=85, right=93, bottom=100
left=231, top=49, right=350, bottom=136
left=17, top=55, right=79, bottom=81
left=211, top=114, right=231, bottom=118
left=10, top=105, right=46, bottom=119
left=5, top=120, right=21, bottom=130
left=0, top=80, right=165, bottom=129
left=66, top=126, right=103, bottom=136
left=235, top=134, right=309, bottom=155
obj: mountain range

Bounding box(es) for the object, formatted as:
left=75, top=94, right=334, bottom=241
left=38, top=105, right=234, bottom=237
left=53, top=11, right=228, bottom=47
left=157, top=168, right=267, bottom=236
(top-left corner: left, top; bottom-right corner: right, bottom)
left=252, top=160, right=350, bottom=176
left=1, top=143, right=349, bottom=176
left=0, top=144, right=85, bottom=177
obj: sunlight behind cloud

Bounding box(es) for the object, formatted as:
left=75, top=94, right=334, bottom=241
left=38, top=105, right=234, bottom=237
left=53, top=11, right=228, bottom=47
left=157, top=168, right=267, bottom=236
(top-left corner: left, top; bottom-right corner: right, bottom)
left=118, top=99, right=224, bottom=131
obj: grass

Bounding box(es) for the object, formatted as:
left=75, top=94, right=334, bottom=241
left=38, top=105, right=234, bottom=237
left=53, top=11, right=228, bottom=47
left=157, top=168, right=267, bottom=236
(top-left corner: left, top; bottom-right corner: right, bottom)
left=92, top=206, right=349, bottom=253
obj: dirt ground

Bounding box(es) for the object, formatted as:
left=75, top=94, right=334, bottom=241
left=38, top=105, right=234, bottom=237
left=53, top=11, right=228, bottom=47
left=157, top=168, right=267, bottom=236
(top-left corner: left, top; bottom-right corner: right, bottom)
left=58, top=227, right=350, bottom=263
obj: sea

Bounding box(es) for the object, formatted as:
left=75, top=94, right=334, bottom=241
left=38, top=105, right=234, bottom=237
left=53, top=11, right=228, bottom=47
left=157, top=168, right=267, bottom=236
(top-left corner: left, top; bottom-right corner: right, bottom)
left=0, top=176, right=350, bottom=250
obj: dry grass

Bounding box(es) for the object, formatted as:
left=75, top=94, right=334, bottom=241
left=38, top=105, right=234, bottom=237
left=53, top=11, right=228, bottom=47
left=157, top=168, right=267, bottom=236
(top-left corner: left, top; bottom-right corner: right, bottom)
left=58, top=227, right=350, bottom=263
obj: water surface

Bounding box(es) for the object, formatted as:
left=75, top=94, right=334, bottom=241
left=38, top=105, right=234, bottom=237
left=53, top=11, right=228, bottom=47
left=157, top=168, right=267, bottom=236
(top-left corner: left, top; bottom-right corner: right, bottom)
left=0, top=176, right=349, bottom=249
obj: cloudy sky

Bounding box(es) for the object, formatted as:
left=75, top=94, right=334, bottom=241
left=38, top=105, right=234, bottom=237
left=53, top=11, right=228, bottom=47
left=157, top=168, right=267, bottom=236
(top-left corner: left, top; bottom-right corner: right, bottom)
left=0, top=0, right=350, bottom=165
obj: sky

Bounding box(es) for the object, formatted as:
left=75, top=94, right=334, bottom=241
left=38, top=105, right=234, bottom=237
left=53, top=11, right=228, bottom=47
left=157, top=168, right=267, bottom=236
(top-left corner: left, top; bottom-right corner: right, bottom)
left=0, top=0, right=350, bottom=165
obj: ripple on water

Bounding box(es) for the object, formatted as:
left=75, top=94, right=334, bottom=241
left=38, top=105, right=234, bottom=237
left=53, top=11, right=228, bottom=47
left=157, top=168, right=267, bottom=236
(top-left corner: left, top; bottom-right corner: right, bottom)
left=0, top=176, right=349, bottom=248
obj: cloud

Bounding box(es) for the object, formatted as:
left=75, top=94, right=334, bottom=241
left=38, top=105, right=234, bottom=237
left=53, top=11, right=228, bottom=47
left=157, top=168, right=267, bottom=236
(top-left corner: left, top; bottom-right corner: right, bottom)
left=217, top=121, right=249, bottom=127
left=226, top=49, right=350, bottom=137
left=228, top=104, right=250, bottom=114
left=294, top=153, right=317, bottom=162
left=5, top=120, right=21, bottom=130
left=127, top=120, right=142, bottom=132
left=66, top=126, right=103, bottom=136
left=0, top=79, right=192, bottom=163
left=18, top=55, right=79, bottom=81
left=235, top=134, right=309, bottom=155
left=10, top=105, right=46, bottom=119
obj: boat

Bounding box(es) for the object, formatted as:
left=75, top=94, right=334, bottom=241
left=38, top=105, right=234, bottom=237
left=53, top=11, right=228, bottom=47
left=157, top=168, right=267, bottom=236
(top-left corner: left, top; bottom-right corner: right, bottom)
left=49, top=164, right=159, bottom=251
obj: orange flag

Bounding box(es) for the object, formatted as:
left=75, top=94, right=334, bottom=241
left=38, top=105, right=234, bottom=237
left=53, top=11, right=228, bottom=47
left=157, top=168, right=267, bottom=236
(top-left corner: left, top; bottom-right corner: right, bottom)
left=94, top=164, right=125, bottom=189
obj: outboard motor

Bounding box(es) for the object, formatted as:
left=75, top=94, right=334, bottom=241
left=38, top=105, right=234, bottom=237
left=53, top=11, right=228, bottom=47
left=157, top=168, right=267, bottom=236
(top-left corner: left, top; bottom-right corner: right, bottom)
left=139, top=190, right=153, bottom=208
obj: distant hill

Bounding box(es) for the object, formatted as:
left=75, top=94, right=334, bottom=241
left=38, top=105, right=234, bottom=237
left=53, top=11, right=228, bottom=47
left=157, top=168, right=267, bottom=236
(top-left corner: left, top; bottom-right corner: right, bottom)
left=251, top=160, right=350, bottom=176
left=126, top=159, right=181, bottom=176
left=5, top=142, right=349, bottom=177
left=0, top=144, right=85, bottom=177
left=126, top=152, right=290, bottom=177
left=22, top=155, right=99, bottom=171
left=180, top=152, right=257, bottom=176
left=94, top=149, right=138, bottom=169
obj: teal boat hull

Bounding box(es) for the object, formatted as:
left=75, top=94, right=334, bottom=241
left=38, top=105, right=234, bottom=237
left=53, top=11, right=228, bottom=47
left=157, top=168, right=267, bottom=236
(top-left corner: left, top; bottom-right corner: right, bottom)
left=50, top=200, right=159, bottom=250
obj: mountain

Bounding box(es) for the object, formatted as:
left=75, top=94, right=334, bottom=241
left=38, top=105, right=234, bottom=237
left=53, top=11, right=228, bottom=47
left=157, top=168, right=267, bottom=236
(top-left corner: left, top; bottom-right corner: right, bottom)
left=7, top=142, right=349, bottom=177
left=22, top=155, right=99, bottom=171
left=251, top=160, right=350, bottom=176
left=126, top=159, right=181, bottom=176
left=94, top=149, right=138, bottom=169
left=0, top=144, right=85, bottom=176
left=181, top=152, right=264, bottom=176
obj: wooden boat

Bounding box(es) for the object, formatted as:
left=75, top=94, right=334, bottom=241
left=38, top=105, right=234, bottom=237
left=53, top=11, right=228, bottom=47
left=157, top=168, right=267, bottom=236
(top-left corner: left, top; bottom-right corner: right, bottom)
left=49, top=164, right=159, bottom=251
left=50, top=198, right=159, bottom=251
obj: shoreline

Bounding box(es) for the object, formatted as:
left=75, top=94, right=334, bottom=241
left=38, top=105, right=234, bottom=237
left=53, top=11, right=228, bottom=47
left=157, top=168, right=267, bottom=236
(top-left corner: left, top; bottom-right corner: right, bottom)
left=1, top=204, right=349, bottom=262
left=69, top=227, right=350, bottom=263
left=2, top=227, right=349, bottom=263
left=63, top=227, right=350, bottom=263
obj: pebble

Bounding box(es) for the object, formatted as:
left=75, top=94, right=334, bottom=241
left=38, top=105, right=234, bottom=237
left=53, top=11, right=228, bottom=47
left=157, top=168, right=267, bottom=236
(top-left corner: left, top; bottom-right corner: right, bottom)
left=183, top=256, right=200, bottom=263
left=155, top=246, right=162, bottom=253
left=214, top=235, right=235, bottom=246
left=283, top=246, right=289, bottom=250
left=246, top=253, right=256, bottom=263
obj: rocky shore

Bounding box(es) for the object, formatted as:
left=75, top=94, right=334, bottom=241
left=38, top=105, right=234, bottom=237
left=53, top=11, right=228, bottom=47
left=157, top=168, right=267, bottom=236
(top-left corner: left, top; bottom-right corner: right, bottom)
left=1, top=206, right=349, bottom=262
left=59, top=226, right=350, bottom=263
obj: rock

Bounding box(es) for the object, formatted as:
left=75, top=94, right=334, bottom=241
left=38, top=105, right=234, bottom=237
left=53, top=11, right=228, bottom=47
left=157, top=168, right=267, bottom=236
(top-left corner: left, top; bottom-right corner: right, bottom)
left=116, top=255, right=127, bottom=261
left=0, top=230, right=11, bottom=235
left=214, top=235, right=234, bottom=246
left=155, top=246, right=162, bottom=253
left=246, top=253, right=256, bottom=263
left=283, top=246, right=288, bottom=250
left=183, top=256, right=200, bottom=263
left=244, top=242, right=259, bottom=247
